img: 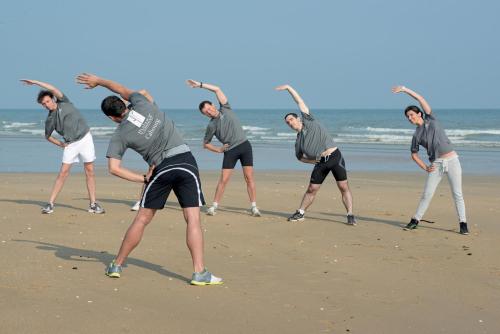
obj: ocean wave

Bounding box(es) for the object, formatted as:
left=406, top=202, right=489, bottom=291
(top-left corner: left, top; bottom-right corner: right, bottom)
left=19, top=129, right=45, bottom=135
left=242, top=125, right=271, bottom=131
left=2, top=121, right=38, bottom=129
left=347, top=126, right=500, bottom=137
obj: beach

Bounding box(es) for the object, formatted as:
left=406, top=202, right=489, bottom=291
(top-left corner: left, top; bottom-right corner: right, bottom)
left=1, top=170, right=499, bottom=333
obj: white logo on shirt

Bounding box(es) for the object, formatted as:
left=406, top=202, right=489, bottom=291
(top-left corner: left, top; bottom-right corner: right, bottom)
left=128, top=110, right=145, bottom=128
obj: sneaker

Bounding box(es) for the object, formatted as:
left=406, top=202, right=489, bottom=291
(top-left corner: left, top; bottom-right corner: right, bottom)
left=403, top=218, right=419, bottom=230
left=287, top=210, right=304, bottom=222
left=346, top=214, right=357, bottom=226
left=41, top=203, right=54, bottom=214
left=131, top=201, right=140, bottom=211
left=459, top=222, right=469, bottom=235
left=89, top=202, right=105, bottom=214
left=206, top=206, right=217, bottom=216
left=251, top=206, right=261, bottom=217
left=105, top=260, right=122, bottom=278
left=190, top=268, right=223, bottom=286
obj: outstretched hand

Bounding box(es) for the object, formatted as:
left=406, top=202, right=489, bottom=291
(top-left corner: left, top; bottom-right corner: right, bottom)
left=76, top=73, right=99, bottom=89
left=186, top=79, right=201, bottom=88
left=275, top=84, right=290, bottom=91
left=391, top=85, right=406, bottom=94
left=20, top=79, right=37, bottom=86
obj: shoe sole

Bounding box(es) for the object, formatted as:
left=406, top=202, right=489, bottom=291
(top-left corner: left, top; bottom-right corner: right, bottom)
left=190, top=280, right=224, bottom=286
left=403, top=227, right=417, bottom=231
left=106, top=272, right=121, bottom=278
left=251, top=212, right=261, bottom=217
left=88, top=209, right=105, bottom=214
left=206, top=211, right=216, bottom=216
left=288, top=218, right=304, bottom=222
left=41, top=210, right=53, bottom=214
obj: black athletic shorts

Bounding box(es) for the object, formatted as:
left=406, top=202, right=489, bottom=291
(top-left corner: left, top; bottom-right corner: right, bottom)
left=222, top=140, right=253, bottom=169
left=141, top=152, right=205, bottom=209
left=310, top=149, right=347, bottom=184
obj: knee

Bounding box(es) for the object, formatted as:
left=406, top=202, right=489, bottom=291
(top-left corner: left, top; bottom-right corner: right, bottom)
left=59, top=169, right=70, bottom=179
left=306, top=185, right=319, bottom=194
left=85, top=167, right=95, bottom=178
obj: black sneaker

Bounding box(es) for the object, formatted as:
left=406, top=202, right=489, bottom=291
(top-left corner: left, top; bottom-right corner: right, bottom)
left=288, top=210, right=305, bottom=222
left=403, top=218, right=419, bottom=230
left=459, top=222, right=469, bottom=235
left=346, top=214, right=357, bottom=226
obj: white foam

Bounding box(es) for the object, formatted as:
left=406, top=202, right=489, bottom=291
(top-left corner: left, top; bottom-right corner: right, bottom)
left=242, top=125, right=271, bottom=131
left=3, top=122, right=38, bottom=129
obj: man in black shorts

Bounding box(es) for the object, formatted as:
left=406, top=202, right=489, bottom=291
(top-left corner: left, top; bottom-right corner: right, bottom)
left=186, top=79, right=260, bottom=217
left=275, top=84, right=356, bottom=225
left=76, top=73, right=222, bottom=285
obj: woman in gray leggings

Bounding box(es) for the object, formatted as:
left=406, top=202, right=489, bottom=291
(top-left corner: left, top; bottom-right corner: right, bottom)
left=392, top=85, right=468, bottom=235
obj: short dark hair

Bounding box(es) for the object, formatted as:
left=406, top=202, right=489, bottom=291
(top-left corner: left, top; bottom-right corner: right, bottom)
left=284, top=112, right=298, bottom=120
left=198, top=100, right=212, bottom=112
left=37, top=90, right=54, bottom=103
left=404, top=105, right=423, bottom=117
left=101, top=96, right=126, bottom=117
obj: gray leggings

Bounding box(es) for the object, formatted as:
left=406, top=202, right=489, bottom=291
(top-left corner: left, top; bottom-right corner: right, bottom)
left=414, top=155, right=467, bottom=222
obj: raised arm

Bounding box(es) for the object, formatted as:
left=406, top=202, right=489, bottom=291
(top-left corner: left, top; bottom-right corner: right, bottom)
left=20, top=79, right=63, bottom=99
left=275, top=84, right=309, bottom=114
left=392, top=85, right=432, bottom=115
left=186, top=79, right=228, bottom=105
left=76, top=73, right=135, bottom=101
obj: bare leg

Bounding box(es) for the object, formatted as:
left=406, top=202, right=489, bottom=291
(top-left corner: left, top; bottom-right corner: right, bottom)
left=48, top=163, right=73, bottom=204
left=336, top=180, right=353, bottom=214
left=242, top=166, right=257, bottom=203
left=183, top=207, right=205, bottom=273
left=213, top=169, right=234, bottom=204
left=83, top=162, right=96, bottom=204
left=114, top=208, right=156, bottom=265
left=299, top=183, right=321, bottom=211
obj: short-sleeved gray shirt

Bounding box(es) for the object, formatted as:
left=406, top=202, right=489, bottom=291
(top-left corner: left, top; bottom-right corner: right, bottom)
left=295, top=111, right=337, bottom=161
left=44, top=94, right=90, bottom=143
left=106, top=93, right=189, bottom=166
left=203, top=102, right=247, bottom=150
left=411, top=113, right=454, bottom=162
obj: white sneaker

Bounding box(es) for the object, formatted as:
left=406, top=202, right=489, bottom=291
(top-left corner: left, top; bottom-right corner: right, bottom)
left=206, top=206, right=217, bottom=216
left=250, top=206, right=261, bottom=217
left=131, top=201, right=140, bottom=211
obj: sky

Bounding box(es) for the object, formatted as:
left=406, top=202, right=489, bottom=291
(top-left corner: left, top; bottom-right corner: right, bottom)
left=1, top=0, right=499, bottom=109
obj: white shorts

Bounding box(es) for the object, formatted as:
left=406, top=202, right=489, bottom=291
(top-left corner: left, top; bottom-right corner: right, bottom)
left=62, top=132, right=96, bottom=164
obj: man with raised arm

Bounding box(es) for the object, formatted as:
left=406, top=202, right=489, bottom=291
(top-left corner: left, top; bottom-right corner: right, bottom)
left=76, top=73, right=223, bottom=285
left=186, top=79, right=261, bottom=217
left=20, top=79, right=105, bottom=215
left=275, top=84, right=356, bottom=225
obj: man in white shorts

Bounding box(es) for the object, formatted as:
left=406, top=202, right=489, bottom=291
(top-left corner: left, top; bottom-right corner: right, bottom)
left=21, top=79, right=105, bottom=214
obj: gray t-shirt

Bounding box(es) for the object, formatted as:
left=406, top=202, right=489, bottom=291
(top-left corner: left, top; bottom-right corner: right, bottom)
left=106, top=93, right=188, bottom=166
left=411, top=113, right=454, bottom=162
left=44, top=94, right=90, bottom=143
left=203, top=102, right=247, bottom=150
left=295, top=111, right=337, bottom=161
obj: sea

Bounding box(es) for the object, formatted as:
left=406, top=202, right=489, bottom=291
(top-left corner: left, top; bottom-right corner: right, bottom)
left=1, top=108, right=499, bottom=174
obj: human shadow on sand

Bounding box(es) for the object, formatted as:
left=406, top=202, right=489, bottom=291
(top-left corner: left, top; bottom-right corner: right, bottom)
left=319, top=211, right=458, bottom=233
left=13, top=239, right=190, bottom=283
left=0, top=199, right=87, bottom=212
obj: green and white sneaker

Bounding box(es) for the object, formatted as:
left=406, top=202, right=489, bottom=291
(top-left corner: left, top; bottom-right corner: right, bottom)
left=190, top=268, right=223, bottom=286
left=105, top=260, right=122, bottom=278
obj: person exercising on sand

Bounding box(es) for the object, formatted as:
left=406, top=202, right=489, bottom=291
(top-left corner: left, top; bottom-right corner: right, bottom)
left=20, top=79, right=105, bottom=215
left=76, top=73, right=223, bottom=285
left=186, top=79, right=261, bottom=217
left=392, top=85, right=468, bottom=235
left=275, top=84, right=356, bottom=225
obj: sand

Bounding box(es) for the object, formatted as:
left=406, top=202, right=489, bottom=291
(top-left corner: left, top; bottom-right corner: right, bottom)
left=1, top=170, right=499, bottom=334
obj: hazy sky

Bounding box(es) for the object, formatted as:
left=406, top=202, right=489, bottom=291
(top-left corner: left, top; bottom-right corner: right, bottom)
left=2, top=0, right=499, bottom=109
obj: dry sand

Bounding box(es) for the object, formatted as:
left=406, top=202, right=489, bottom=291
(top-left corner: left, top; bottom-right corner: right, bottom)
left=1, top=170, right=499, bottom=333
